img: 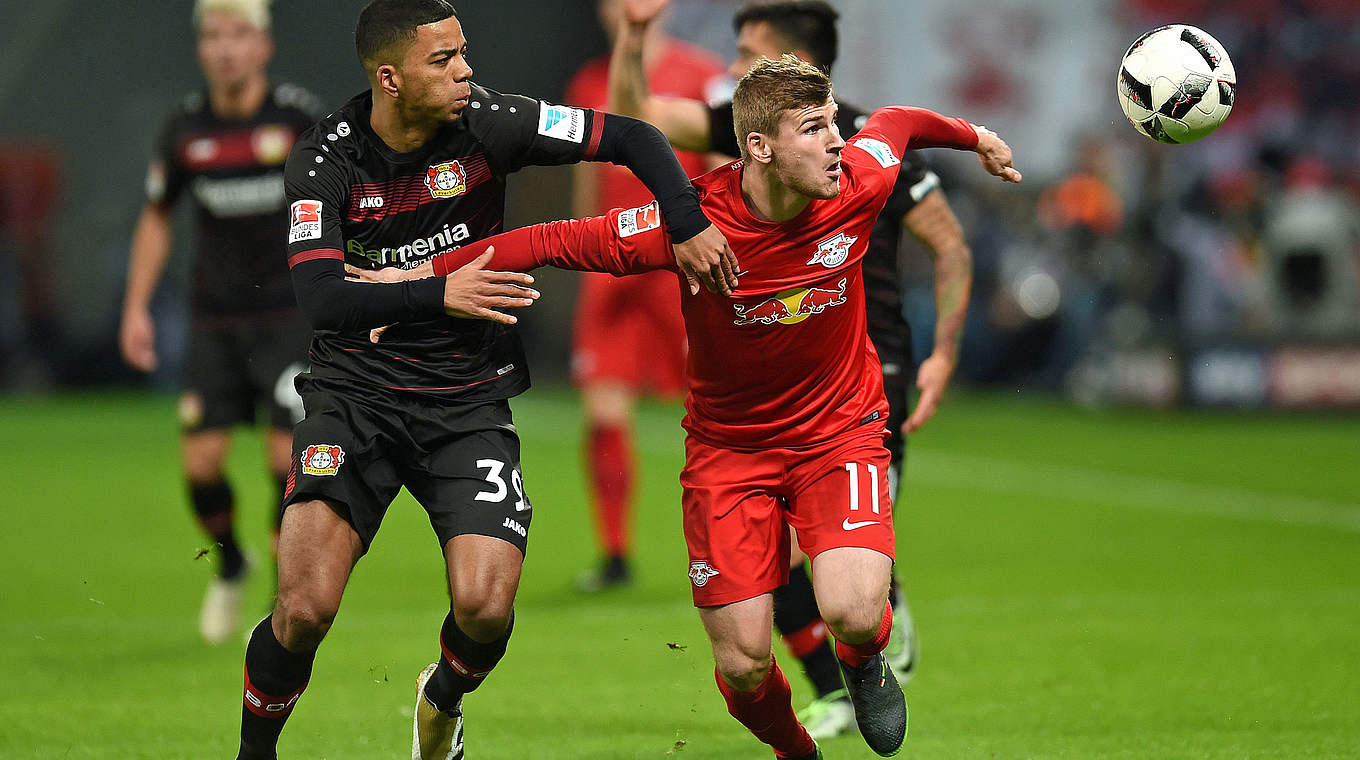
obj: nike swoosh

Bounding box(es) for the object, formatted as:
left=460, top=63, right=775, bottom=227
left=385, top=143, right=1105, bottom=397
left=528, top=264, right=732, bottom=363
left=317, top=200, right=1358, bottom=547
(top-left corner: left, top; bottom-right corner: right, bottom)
left=842, top=518, right=877, bottom=530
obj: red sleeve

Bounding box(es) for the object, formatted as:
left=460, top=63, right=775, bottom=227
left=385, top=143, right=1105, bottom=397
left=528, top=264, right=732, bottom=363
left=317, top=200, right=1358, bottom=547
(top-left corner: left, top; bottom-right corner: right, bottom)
left=431, top=207, right=675, bottom=277
left=859, top=106, right=978, bottom=157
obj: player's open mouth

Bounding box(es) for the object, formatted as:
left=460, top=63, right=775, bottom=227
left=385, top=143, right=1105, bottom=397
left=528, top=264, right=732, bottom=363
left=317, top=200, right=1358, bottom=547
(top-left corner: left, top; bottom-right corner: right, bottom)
left=826, top=161, right=842, bottom=179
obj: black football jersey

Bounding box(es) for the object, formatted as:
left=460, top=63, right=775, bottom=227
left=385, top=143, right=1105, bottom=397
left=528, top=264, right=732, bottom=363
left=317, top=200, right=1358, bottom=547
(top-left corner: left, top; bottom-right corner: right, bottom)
left=707, top=100, right=941, bottom=363
left=148, top=83, right=322, bottom=316
left=284, top=85, right=602, bottom=399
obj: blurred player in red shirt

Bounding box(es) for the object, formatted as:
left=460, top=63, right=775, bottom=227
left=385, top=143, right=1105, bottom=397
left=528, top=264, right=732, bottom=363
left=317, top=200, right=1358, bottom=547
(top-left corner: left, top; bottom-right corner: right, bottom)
left=365, top=55, right=1020, bottom=758
left=564, top=0, right=727, bottom=591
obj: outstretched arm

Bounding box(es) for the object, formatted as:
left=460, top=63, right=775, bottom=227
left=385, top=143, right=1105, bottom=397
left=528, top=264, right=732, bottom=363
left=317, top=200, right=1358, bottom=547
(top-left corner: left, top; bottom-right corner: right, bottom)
left=901, top=190, right=972, bottom=433
left=608, top=0, right=714, bottom=153
left=860, top=107, right=1022, bottom=183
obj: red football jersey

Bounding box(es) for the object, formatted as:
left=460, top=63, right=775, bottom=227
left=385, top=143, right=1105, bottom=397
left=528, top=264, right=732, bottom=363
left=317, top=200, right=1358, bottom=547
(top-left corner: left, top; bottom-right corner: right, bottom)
left=434, top=107, right=977, bottom=448
left=565, top=41, right=725, bottom=211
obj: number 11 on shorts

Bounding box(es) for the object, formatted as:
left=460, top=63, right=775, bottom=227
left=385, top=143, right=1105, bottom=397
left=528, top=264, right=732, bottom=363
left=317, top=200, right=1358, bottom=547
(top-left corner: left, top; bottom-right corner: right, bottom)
left=845, top=462, right=880, bottom=514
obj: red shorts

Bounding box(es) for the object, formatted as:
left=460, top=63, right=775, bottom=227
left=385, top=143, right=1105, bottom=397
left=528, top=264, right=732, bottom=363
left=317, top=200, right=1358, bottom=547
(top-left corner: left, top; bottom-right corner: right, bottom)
left=572, top=270, right=686, bottom=396
left=679, top=429, right=896, bottom=607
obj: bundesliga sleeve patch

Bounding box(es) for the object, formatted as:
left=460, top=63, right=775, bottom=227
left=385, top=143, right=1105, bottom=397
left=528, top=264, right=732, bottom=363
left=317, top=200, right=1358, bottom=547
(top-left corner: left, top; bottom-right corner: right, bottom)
left=537, top=102, right=586, bottom=143
left=617, top=201, right=660, bottom=238
left=850, top=137, right=901, bottom=168
left=288, top=200, right=323, bottom=243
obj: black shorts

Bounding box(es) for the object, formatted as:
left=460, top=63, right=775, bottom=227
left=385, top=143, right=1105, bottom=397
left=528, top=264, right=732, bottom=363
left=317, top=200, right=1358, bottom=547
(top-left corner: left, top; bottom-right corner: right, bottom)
left=180, top=314, right=310, bottom=432
left=282, top=378, right=533, bottom=555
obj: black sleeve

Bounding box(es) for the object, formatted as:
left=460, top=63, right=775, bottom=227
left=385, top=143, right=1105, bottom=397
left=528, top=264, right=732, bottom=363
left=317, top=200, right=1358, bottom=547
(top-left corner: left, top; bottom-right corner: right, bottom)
left=706, top=101, right=741, bottom=158
left=883, top=150, right=942, bottom=219
left=289, top=258, right=445, bottom=332
left=468, top=84, right=709, bottom=244
left=146, top=111, right=188, bottom=207
left=591, top=112, right=708, bottom=244
left=282, top=131, right=445, bottom=331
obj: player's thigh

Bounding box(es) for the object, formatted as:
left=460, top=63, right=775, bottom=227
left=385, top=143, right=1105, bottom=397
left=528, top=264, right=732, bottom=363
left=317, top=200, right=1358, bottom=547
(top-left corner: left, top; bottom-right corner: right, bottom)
left=680, top=439, right=788, bottom=607
left=276, top=498, right=363, bottom=613
left=698, top=593, right=775, bottom=680
left=400, top=400, right=533, bottom=561
left=786, top=432, right=896, bottom=564
left=443, top=533, right=523, bottom=625
left=581, top=382, right=636, bottom=427
left=182, top=428, right=232, bottom=482
left=243, top=315, right=310, bottom=431
left=284, top=384, right=404, bottom=555
left=808, top=546, right=892, bottom=636
left=180, top=321, right=253, bottom=433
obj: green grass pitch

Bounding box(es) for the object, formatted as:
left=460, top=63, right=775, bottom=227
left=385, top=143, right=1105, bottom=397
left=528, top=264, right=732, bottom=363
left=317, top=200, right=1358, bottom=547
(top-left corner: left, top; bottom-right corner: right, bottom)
left=1, top=389, right=1357, bottom=759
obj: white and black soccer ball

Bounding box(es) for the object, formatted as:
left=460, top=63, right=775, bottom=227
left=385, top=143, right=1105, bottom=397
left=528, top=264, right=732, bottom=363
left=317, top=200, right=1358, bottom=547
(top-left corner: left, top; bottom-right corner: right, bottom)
left=1117, top=24, right=1236, bottom=144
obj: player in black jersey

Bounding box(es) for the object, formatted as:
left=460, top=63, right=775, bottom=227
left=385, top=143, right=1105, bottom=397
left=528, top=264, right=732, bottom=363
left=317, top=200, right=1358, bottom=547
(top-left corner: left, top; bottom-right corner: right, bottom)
left=119, top=0, right=321, bottom=646
left=234, top=2, right=737, bottom=759
left=609, top=0, right=974, bottom=739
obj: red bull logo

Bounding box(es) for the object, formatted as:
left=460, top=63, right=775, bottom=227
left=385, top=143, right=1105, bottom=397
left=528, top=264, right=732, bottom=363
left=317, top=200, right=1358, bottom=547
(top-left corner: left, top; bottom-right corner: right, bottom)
left=732, top=278, right=847, bottom=326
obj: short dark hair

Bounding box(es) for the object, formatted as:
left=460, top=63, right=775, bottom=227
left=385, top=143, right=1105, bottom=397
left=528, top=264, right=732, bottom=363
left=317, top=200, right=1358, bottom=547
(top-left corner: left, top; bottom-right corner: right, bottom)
left=732, top=54, right=833, bottom=159
left=355, top=0, right=457, bottom=69
left=733, top=0, right=839, bottom=74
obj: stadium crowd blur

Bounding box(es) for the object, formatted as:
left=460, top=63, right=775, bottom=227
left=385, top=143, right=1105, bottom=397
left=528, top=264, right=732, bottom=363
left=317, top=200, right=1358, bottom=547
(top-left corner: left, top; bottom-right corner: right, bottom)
left=1, top=0, right=1355, bottom=407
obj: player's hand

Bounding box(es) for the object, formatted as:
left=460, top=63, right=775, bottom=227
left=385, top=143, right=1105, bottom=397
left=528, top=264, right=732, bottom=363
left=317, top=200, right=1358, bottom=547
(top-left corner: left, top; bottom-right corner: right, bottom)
left=344, top=262, right=434, bottom=282
left=119, top=307, right=157, bottom=372
left=369, top=324, right=392, bottom=343
left=902, top=350, right=956, bottom=433
left=673, top=223, right=739, bottom=296
left=624, top=0, right=668, bottom=26
left=973, top=126, right=1022, bottom=183
left=443, top=249, right=540, bottom=325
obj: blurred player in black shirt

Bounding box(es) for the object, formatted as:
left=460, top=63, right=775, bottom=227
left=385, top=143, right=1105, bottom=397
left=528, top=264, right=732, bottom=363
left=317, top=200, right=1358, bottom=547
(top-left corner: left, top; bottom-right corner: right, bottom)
left=119, top=0, right=320, bottom=646
left=234, top=2, right=735, bottom=759
left=609, top=0, right=974, bottom=739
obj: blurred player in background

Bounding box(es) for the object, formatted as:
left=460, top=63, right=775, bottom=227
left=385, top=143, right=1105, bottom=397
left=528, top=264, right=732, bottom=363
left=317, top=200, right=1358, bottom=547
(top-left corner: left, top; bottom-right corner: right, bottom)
left=609, top=0, right=974, bottom=736
left=564, top=0, right=727, bottom=591
left=118, top=0, right=320, bottom=645
left=234, top=2, right=734, bottom=758
left=361, top=54, right=1020, bottom=759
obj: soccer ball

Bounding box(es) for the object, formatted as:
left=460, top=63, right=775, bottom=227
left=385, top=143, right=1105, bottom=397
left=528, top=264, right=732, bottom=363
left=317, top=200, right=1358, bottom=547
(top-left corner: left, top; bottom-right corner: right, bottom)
left=1117, top=24, right=1236, bottom=144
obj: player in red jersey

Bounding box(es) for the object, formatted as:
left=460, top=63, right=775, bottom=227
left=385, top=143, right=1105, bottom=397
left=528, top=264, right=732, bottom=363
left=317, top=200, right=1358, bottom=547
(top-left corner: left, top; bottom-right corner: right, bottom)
left=564, top=0, right=727, bottom=591
left=358, top=55, right=1020, bottom=758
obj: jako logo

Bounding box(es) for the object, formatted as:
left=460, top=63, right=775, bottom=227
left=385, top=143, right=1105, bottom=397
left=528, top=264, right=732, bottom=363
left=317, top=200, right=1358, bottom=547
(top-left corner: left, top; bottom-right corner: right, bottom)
left=502, top=517, right=526, bottom=537
left=358, top=196, right=383, bottom=209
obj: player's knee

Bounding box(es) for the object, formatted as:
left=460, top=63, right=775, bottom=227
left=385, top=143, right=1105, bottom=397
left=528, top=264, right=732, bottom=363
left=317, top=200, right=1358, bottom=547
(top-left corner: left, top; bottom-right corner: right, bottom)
left=820, top=599, right=882, bottom=645
left=273, top=594, right=337, bottom=651
left=714, top=644, right=772, bottom=692
left=451, top=593, right=512, bottom=642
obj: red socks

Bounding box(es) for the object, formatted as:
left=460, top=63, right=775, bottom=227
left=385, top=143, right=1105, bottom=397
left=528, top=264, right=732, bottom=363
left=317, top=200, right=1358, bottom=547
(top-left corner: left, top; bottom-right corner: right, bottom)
left=586, top=424, right=633, bottom=556
left=715, top=656, right=817, bottom=759
left=835, top=602, right=893, bottom=667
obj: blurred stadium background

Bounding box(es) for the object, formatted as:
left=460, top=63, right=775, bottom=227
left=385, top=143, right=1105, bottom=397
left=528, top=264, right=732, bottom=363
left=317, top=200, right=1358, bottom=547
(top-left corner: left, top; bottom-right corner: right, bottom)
left=2, top=1, right=1357, bottom=758
left=1, top=0, right=1357, bottom=404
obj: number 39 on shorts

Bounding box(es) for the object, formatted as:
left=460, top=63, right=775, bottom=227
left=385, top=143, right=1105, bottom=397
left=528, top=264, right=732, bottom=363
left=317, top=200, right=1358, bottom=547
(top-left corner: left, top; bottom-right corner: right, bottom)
left=473, top=458, right=530, bottom=512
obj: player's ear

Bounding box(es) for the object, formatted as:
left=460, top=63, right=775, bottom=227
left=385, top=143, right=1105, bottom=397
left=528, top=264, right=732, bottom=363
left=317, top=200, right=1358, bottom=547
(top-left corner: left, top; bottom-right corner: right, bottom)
left=746, top=132, right=773, bottom=165
left=376, top=63, right=401, bottom=99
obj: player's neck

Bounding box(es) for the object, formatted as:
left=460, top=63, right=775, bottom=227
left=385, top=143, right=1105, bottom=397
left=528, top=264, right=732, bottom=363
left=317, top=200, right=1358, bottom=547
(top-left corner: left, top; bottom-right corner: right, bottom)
left=739, top=164, right=812, bottom=223
left=208, top=73, right=268, bottom=120
left=369, top=95, right=441, bottom=153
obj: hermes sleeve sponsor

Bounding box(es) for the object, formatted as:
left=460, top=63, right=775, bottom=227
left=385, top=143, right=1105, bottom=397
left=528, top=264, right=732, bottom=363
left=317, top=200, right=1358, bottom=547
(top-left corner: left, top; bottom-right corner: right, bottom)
left=537, top=102, right=586, bottom=143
